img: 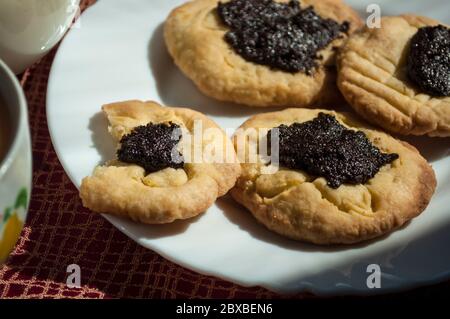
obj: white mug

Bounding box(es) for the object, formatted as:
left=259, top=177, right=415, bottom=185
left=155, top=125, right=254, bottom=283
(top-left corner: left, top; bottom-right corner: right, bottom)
left=0, top=0, right=80, bottom=74
left=0, top=58, right=32, bottom=263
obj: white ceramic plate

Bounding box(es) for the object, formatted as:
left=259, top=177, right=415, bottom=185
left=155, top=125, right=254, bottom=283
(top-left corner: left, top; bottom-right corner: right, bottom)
left=47, top=0, right=450, bottom=295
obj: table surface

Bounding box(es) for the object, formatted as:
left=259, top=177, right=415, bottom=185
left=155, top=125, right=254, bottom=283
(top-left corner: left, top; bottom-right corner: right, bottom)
left=0, top=0, right=448, bottom=299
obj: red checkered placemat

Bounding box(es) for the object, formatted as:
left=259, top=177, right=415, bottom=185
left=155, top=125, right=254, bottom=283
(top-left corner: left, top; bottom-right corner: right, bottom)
left=0, top=0, right=448, bottom=299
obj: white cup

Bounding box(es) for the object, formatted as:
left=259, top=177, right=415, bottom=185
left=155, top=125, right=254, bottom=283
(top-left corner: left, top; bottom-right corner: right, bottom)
left=0, top=58, right=32, bottom=263
left=0, top=0, right=80, bottom=74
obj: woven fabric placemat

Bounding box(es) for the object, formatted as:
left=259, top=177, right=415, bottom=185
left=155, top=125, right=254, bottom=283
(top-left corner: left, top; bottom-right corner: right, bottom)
left=0, top=0, right=447, bottom=299
left=0, top=0, right=286, bottom=299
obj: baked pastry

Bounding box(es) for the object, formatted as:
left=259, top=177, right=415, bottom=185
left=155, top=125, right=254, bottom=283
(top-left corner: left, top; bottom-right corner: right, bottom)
left=80, top=100, right=241, bottom=224
left=338, top=15, right=450, bottom=137
left=230, top=108, right=436, bottom=244
left=164, top=0, right=362, bottom=107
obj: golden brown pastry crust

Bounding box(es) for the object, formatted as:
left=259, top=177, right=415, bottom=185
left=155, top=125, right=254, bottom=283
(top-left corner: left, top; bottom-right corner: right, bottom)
left=80, top=100, right=241, bottom=224
left=337, top=15, right=450, bottom=137
left=164, top=0, right=363, bottom=107
left=230, top=108, right=436, bottom=244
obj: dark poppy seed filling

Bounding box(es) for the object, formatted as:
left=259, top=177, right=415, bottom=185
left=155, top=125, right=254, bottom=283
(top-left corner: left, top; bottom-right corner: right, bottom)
left=407, top=25, right=450, bottom=97
left=217, top=0, right=350, bottom=74
left=267, top=113, right=399, bottom=188
left=117, top=122, right=184, bottom=173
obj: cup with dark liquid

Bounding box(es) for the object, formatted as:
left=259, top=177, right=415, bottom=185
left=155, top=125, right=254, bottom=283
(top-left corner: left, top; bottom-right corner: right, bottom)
left=0, top=58, right=32, bottom=263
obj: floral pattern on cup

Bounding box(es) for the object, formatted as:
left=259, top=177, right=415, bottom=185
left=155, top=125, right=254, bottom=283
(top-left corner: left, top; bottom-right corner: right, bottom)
left=0, top=188, right=27, bottom=262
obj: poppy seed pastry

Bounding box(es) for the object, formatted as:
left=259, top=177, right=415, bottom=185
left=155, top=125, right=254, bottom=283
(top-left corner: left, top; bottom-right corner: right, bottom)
left=80, top=100, right=241, bottom=224
left=337, top=15, right=450, bottom=137
left=164, top=0, right=363, bottom=107
left=230, top=108, right=436, bottom=244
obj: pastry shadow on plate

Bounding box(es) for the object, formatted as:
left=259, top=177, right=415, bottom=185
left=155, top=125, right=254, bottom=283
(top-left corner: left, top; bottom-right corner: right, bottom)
left=395, top=135, right=450, bottom=163
left=113, top=213, right=205, bottom=239
left=148, top=23, right=284, bottom=118
left=89, top=111, right=116, bottom=165
left=216, top=195, right=404, bottom=252
left=292, top=218, right=450, bottom=296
